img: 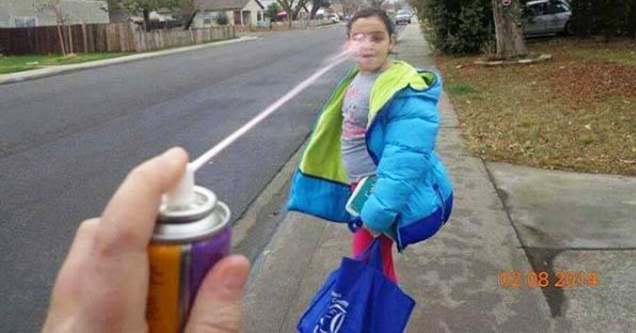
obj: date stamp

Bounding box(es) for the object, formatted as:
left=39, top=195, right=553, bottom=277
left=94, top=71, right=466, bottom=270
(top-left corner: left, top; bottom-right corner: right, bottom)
left=499, top=270, right=599, bottom=289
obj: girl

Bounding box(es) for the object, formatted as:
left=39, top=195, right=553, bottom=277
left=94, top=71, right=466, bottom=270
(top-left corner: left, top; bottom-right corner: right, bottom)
left=287, top=9, right=453, bottom=283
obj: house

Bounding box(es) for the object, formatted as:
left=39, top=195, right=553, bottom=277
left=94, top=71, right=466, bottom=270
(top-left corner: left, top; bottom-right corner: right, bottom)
left=194, top=0, right=266, bottom=28
left=0, top=0, right=110, bottom=28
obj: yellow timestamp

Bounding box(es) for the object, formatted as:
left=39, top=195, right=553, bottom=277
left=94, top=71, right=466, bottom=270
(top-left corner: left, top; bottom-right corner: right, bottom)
left=498, top=270, right=600, bottom=289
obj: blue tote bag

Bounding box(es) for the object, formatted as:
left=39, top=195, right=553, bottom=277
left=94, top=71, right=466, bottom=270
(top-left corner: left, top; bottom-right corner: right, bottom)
left=297, top=238, right=415, bottom=333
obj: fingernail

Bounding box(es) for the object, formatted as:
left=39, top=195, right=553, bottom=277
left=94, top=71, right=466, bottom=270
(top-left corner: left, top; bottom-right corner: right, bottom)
left=222, top=264, right=248, bottom=290
left=163, top=147, right=183, bottom=158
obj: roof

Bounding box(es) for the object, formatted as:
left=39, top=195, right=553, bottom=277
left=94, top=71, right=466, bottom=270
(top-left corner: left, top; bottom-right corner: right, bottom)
left=198, top=0, right=264, bottom=11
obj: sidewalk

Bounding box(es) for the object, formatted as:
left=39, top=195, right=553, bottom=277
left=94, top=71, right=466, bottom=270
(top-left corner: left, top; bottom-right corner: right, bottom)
left=0, top=36, right=259, bottom=86
left=242, top=23, right=636, bottom=332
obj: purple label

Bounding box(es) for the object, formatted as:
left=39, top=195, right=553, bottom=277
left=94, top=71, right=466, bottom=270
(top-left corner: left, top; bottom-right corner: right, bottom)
left=188, top=227, right=231, bottom=308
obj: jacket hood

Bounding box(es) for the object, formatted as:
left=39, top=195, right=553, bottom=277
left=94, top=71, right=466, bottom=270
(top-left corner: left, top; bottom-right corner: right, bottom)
left=366, top=61, right=442, bottom=126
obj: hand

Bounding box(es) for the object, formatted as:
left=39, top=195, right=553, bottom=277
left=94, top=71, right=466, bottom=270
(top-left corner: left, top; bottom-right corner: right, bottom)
left=42, top=147, right=250, bottom=333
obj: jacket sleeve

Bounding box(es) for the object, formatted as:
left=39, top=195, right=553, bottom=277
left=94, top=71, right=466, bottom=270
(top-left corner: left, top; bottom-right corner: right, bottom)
left=361, top=95, right=440, bottom=232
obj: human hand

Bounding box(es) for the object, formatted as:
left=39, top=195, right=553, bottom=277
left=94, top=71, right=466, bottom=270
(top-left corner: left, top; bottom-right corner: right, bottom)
left=42, top=147, right=250, bottom=333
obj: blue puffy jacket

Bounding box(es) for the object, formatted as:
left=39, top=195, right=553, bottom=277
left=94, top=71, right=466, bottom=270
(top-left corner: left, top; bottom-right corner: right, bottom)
left=287, top=61, right=453, bottom=251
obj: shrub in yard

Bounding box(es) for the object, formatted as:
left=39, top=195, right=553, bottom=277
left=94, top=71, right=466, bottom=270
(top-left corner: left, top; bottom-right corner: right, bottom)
left=266, top=3, right=282, bottom=22
left=570, top=0, right=634, bottom=38
left=217, top=12, right=229, bottom=25
left=409, top=0, right=494, bottom=54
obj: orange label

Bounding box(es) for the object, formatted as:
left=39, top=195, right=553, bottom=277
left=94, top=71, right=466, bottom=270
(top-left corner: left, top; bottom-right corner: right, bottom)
left=147, top=245, right=182, bottom=333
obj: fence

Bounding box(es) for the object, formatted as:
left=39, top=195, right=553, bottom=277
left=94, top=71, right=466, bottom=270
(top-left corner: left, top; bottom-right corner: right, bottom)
left=233, top=19, right=334, bottom=34
left=0, top=24, right=236, bottom=55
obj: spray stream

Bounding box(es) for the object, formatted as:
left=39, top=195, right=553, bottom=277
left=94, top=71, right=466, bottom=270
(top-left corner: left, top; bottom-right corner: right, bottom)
left=164, top=46, right=356, bottom=209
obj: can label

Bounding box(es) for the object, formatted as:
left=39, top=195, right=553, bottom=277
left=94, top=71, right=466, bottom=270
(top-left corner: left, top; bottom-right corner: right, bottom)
left=147, top=227, right=231, bottom=332
left=148, top=245, right=183, bottom=333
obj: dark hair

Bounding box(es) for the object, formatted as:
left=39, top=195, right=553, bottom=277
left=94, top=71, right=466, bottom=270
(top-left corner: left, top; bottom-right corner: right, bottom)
left=346, top=8, right=396, bottom=37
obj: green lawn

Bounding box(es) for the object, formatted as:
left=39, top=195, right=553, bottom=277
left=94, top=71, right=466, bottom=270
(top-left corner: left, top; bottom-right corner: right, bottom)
left=0, top=53, right=130, bottom=74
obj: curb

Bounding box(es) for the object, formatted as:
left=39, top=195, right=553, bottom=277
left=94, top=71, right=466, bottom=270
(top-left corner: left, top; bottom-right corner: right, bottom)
left=0, top=36, right=260, bottom=86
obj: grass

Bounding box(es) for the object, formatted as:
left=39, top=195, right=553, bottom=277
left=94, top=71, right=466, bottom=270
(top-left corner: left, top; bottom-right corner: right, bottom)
left=434, top=37, right=636, bottom=176
left=0, top=53, right=130, bottom=74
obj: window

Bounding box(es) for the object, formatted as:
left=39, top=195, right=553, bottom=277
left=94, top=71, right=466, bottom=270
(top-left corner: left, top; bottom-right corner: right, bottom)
left=547, top=1, right=569, bottom=14
left=15, top=17, right=37, bottom=27
left=528, top=3, right=548, bottom=16
left=204, top=13, right=212, bottom=25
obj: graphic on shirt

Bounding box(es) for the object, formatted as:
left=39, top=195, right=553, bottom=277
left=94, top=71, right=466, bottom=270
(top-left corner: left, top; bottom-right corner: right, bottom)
left=342, top=87, right=366, bottom=139
left=340, top=72, right=381, bottom=181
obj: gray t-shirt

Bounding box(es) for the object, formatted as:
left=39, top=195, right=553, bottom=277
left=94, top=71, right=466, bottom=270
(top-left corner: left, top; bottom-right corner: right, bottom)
left=341, top=72, right=381, bottom=182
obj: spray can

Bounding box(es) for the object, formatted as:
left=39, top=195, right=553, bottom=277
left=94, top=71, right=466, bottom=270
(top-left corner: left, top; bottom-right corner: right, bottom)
left=146, top=167, right=231, bottom=333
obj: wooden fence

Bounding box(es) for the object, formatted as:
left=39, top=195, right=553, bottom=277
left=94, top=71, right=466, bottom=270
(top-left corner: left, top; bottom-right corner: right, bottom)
left=0, top=24, right=236, bottom=55
left=234, top=19, right=334, bottom=34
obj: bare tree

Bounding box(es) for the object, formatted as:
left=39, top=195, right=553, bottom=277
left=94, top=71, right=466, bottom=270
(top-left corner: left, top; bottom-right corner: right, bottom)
left=38, top=0, right=71, bottom=56
left=177, top=0, right=199, bottom=29
left=340, top=0, right=359, bottom=16
left=277, top=0, right=310, bottom=27
left=123, top=0, right=175, bottom=31
left=492, top=0, right=527, bottom=58
left=309, top=0, right=329, bottom=19
left=367, top=0, right=386, bottom=9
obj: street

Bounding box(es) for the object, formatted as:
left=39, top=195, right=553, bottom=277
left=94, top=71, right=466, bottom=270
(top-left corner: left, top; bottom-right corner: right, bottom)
left=0, top=24, right=351, bottom=332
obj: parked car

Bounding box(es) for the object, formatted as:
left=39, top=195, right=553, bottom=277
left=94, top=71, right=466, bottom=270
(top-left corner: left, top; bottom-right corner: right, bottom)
left=395, top=10, right=412, bottom=25
left=524, top=0, right=573, bottom=35
left=327, top=14, right=340, bottom=23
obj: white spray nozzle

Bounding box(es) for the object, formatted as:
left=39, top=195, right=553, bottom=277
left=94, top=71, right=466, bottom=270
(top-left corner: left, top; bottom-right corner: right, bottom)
left=164, top=163, right=196, bottom=209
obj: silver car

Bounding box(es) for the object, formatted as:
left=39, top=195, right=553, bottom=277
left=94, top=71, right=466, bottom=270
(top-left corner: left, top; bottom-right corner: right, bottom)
left=524, top=0, right=573, bottom=35
left=395, top=10, right=412, bottom=25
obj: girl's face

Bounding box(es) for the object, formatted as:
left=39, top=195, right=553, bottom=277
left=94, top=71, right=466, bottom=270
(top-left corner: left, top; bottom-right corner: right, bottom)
left=347, top=16, right=395, bottom=74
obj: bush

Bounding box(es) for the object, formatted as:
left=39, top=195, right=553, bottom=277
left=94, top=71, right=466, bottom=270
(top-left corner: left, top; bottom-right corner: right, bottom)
left=266, top=3, right=282, bottom=22
left=410, top=0, right=494, bottom=55
left=216, top=12, right=229, bottom=25
left=569, top=0, right=635, bottom=38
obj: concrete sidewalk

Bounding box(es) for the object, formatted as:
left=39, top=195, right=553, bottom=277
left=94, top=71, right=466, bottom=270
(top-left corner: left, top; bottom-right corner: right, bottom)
left=242, top=23, right=636, bottom=332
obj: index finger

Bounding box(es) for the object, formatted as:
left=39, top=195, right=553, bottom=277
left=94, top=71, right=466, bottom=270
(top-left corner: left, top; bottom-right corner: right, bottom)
left=97, top=147, right=189, bottom=253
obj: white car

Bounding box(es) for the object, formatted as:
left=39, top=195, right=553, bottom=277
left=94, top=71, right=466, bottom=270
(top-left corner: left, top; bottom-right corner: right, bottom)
left=524, top=0, right=573, bottom=35
left=395, top=10, right=412, bottom=25
left=327, top=14, right=340, bottom=23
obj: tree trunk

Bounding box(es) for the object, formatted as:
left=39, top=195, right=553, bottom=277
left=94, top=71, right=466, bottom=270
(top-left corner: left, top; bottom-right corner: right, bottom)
left=67, top=25, right=74, bottom=54
left=309, top=0, right=324, bottom=19
left=492, top=0, right=527, bottom=59
left=143, top=9, right=150, bottom=31
left=310, top=5, right=319, bottom=19
left=184, top=11, right=197, bottom=30
left=56, top=24, right=66, bottom=56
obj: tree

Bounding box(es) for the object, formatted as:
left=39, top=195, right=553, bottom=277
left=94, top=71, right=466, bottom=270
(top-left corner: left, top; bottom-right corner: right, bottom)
left=38, top=0, right=71, bottom=56
left=266, top=2, right=282, bottom=22
left=123, top=0, right=176, bottom=30
left=277, top=0, right=310, bottom=26
left=491, top=0, right=527, bottom=58
left=368, top=0, right=387, bottom=8
left=340, top=0, right=359, bottom=16
left=310, top=0, right=330, bottom=19
left=176, top=0, right=199, bottom=29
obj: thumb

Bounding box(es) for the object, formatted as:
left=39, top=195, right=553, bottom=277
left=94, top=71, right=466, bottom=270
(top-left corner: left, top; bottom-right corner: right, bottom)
left=185, top=255, right=250, bottom=333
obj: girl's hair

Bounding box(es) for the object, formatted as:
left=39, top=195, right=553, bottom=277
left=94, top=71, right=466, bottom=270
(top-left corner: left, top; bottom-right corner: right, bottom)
left=346, top=8, right=396, bottom=37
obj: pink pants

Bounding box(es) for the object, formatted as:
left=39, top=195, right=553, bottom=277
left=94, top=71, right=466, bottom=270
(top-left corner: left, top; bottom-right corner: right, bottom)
left=350, top=184, right=398, bottom=284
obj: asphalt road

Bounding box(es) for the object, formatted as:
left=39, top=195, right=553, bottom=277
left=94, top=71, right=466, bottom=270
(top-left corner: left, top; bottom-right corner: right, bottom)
left=0, top=24, right=352, bottom=332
